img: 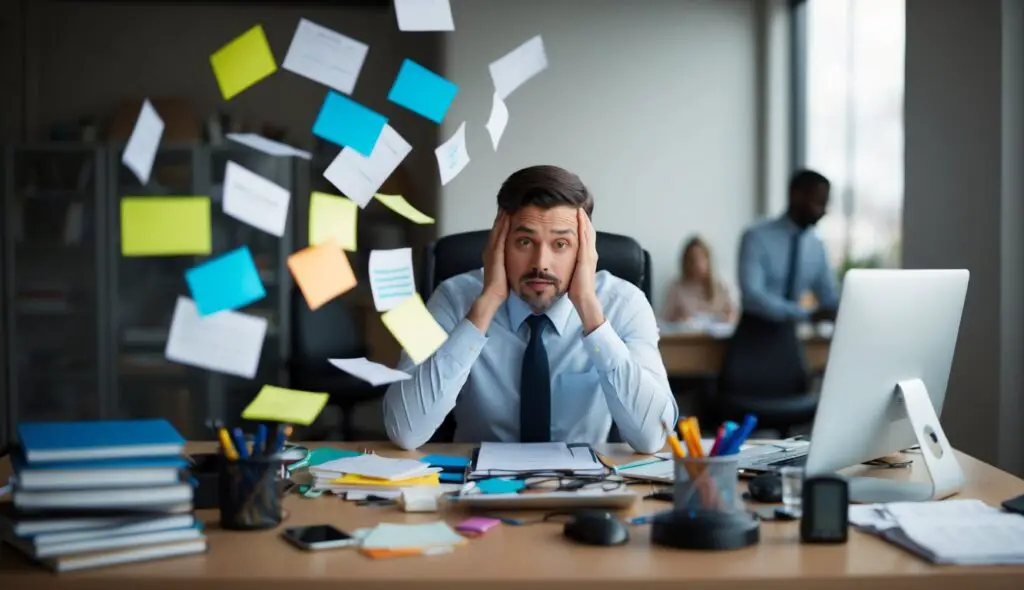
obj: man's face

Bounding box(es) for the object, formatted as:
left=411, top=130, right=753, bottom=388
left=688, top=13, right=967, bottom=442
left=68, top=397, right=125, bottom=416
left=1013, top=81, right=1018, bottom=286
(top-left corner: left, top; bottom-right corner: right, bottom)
left=505, top=205, right=579, bottom=313
left=792, top=183, right=830, bottom=227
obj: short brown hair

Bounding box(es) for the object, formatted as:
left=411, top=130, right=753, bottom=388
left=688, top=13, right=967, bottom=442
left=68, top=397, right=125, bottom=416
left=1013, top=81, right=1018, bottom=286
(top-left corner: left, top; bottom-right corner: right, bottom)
left=496, top=165, right=594, bottom=217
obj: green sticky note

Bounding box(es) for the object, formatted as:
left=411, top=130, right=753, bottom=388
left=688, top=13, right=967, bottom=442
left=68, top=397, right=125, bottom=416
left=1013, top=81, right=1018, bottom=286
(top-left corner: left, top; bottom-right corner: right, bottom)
left=210, top=24, right=278, bottom=101
left=120, top=196, right=212, bottom=256
left=308, top=191, right=357, bottom=251
left=241, top=386, right=329, bottom=426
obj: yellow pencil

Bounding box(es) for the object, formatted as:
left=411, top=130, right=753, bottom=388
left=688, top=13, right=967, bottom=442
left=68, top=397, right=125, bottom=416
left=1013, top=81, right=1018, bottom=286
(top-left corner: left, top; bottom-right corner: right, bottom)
left=218, top=427, right=239, bottom=461
left=662, top=421, right=687, bottom=459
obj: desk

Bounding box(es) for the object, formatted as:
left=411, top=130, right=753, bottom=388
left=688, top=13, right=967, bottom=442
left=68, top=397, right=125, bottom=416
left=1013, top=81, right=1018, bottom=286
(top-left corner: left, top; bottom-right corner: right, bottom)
left=659, top=332, right=831, bottom=376
left=3, top=442, right=1023, bottom=590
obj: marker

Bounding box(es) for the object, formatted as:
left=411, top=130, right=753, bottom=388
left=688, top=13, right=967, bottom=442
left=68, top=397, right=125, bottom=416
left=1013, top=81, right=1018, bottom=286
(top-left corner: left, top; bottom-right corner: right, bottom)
left=254, top=423, right=268, bottom=456
left=231, top=427, right=249, bottom=459
left=721, top=414, right=758, bottom=456
left=217, top=427, right=239, bottom=461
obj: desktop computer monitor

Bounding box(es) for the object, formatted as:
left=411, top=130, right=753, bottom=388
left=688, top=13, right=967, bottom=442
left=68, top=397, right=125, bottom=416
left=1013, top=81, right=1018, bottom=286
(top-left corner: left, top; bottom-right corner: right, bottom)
left=804, top=268, right=970, bottom=503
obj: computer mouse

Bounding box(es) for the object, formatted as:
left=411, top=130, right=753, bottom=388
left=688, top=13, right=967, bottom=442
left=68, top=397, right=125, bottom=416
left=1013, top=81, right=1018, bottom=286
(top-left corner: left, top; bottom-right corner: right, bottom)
left=747, top=472, right=783, bottom=503
left=563, top=510, right=629, bottom=546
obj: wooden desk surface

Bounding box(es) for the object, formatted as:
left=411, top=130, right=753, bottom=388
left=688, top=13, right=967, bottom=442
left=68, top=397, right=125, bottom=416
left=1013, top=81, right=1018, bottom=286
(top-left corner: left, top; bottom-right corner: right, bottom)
left=3, top=442, right=1023, bottom=590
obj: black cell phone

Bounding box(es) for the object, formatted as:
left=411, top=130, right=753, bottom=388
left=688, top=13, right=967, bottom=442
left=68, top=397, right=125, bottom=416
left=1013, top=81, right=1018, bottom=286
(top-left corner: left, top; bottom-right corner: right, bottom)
left=281, top=525, right=357, bottom=550
left=1001, top=493, right=1024, bottom=516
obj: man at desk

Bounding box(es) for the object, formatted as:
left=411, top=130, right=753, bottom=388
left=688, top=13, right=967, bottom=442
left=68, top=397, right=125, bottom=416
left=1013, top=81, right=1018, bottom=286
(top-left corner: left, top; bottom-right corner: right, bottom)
left=738, top=169, right=839, bottom=323
left=383, top=165, right=677, bottom=453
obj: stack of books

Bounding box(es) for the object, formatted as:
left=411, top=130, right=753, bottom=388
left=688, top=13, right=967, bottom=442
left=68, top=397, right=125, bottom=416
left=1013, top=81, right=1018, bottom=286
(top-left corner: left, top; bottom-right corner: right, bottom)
left=0, top=419, right=207, bottom=572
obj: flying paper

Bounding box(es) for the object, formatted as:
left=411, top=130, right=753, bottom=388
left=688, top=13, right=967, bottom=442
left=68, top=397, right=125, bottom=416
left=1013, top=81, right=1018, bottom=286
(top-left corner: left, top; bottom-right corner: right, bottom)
left=185, top=246, right=266, bottom=316
left=329, top=358, right=411, bottom=387
left=387, top=59, right=458, bottom=124
left=489, top=35, right=548, bottom=100
left=288, top=241, right=358, bottom=310
left=210, top=24, right=278, bottom=100
left=121, top=197, right=211, bottom=256
left=375, top=193, right=435, bottom=224
left=435, top=122, right=470, bottom=186
left=380, top=294, right=448, bottom=365
left=222, top=161, right=291, bottom=237
left=394, top=0, right=455, bottom=31
left=121, top=99, right=163, bottom=185
left=308, top=191, right=358, bottom=251
left=369, top=248, right=416, bottom=311
left=312, top=91, right=388, bottom=156
left=485, top=92, right=508, bottom=151
left=165, top=297, right=267, bottom=379
left=282, top=18, right=369, bottom=95
left=226, top=133, right=311, bottom=159
left=323, top=124, right=412, bottom=207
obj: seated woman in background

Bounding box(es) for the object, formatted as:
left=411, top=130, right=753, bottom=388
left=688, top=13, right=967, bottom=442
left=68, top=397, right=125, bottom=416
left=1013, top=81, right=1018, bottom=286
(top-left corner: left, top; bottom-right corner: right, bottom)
left=663, top=236, right=737, bottom=324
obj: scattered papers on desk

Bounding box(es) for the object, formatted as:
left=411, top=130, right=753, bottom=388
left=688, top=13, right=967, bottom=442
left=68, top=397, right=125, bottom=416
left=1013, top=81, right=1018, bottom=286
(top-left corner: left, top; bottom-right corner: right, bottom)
left=282, top=18, right=368, bottom=95
left=121, top=99, right=163, bottom=185
left=226, top=133, right=311, bottom=160
left=222, top=160, right=291, bottom=237
left=329, top=357, right=411, bottom=387
left=210, top=24, right=277, bottom=101
left=394, top=0, right=455, bottom=32
left=381, top=294, right=448, bottom=364
left=470, top=442, right=606, bottom=479
left=375, top=193, right=435, bottom=224
left=308, top=192, right=358, bottom=251
left=287, top=241, right=358, bottom=310
left=485, top=92, right=509, bottom=150
left=323, top=125, right=412, bottom=208
left=489, top=35, right=548, bottom=100
left=435, top=122, right=470, bottom=186
left=241, top=385, right=329, bottom=426
left=369, top=248, right=416, bottom=311
left=360, top=522, right=466, bottom=559
left=120, top=197, right=211, bottom=257
left=311, top=454, right=437, bottom=481
left=849, top=499, right=1024, bottom=565
left=165, top=297, right=267, bottom=379
left=185, top=246, right=266, bottom=316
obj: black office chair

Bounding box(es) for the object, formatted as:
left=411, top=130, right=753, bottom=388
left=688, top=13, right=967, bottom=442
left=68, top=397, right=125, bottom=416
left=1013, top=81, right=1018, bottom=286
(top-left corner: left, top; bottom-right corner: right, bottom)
left=711, top=313, right=818, bottom=437
left=287, top=292, right=386, bottom=441
left=419, top=230, right=652, bottom=443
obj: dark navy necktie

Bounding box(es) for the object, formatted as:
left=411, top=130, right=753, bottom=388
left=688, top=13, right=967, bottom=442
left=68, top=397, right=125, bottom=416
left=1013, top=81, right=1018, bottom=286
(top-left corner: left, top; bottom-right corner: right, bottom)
left=520, top=314, right=551, bottom=443
left=785, top=231, right=804, bottom=301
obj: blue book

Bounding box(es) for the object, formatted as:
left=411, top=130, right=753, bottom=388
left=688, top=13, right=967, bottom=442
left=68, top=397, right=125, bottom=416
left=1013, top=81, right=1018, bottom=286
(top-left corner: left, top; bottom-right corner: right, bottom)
left=18, top=419, right=186, bottom=464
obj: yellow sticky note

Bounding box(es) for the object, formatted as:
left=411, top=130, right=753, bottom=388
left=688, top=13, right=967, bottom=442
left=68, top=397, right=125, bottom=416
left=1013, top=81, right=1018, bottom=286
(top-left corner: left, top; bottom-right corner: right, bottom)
left=309, top=192, right=358, bottom=251
left=288, top=241, right=357, bottom=310
left=241, top=385, right=329, bottom=426
left=330, top=473, right=440, bottom=486
left=375, top=193, right=435, bottom=225
left=381, top=294, right=448, bottom=365
left=121, top=197, right=212, bottom=256
left=210, top=24, right=277, bottom=101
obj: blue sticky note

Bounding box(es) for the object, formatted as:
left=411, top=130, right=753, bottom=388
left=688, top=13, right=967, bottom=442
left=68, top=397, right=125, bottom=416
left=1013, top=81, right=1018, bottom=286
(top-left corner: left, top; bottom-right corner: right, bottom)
left=387, top=59, right=458, bottom=124
left=476, top=478, right=526, bottom=494
left=185, top=246, right=266, bottom=316
left=421, top=454, right=471, bottom=469
left=312, top=91, right=388, bottom=156
left=439, top=472, right=466, bottom=484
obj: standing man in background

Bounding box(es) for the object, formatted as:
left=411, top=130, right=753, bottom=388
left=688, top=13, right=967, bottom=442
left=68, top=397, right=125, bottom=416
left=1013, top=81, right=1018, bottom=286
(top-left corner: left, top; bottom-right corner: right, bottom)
left=383, top=165, right=676, bottom=453
left=738, top=169, right=839, bottom=323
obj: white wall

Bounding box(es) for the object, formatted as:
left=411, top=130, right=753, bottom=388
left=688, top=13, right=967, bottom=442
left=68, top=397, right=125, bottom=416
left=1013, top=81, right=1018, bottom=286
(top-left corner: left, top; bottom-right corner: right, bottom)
left=439, top=0, right=759, bottom=312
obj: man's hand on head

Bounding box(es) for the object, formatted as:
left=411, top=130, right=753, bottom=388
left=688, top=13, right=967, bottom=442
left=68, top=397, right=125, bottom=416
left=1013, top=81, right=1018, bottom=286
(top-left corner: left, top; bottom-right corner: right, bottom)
left=568, top=208, right=604, bottom=334
left=468, top=211, right=510, bottom=334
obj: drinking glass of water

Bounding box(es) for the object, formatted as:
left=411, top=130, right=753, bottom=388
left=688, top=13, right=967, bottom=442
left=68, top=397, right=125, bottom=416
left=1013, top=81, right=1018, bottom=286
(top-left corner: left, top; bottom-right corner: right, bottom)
left=780, top=466, right=805, bottom=515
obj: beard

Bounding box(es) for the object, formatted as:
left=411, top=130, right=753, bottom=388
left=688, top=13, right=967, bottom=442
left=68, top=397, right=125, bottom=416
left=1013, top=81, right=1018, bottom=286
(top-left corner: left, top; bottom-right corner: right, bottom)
left=517, top=268, right=564, bottom=312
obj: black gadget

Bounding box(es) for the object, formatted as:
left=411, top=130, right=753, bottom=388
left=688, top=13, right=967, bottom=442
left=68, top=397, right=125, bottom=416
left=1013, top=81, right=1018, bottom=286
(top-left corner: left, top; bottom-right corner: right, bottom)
left=563, top=510, right=629, bottom=546
left=746, top=472, right=783, bottom=503
left=799, top=475, right=849, bottom=544
left=1001, top=492, right=1024, bottom=516
left=281, top=525, right=357, bottom=550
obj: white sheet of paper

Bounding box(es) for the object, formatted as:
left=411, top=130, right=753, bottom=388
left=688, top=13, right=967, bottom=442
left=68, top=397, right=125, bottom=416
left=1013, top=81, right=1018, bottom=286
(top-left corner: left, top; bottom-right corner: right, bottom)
left=368, top=248, right=416, bottom=311
left=489, top=35, right=548, bottom=100
left=164, top=296, right=268, bottom=379
left=435, top=122, right=470, bottom=186
left=282, top=18, right=369, bottom=95
left=394, top=0, right=455, bottom=31
left=323, top=124, right=412, bottom=207
left=222, top=161, right=291, bottom=237
left=485, top=92, right=508, bottom=151
left=328, top=357, right=411, bottom=387
left=226, top=133, right=312, bottom=160
left=121, top=99, right=164, bottom=185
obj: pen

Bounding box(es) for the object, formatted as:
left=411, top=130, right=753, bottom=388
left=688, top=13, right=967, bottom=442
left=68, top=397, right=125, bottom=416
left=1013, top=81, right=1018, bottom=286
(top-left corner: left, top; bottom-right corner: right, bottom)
left=721, top=414, right=758, bottom=456
left=708, top=425, right=727, bottom=457
left=231, top=427, right=249, bottom=459
left=254, top=424, right=268, bottom=456
left=217, top=426, right=239, bottom=461
left=711, top=422, right=738, bottom=456
left=271, top=424, right=287, bottom=455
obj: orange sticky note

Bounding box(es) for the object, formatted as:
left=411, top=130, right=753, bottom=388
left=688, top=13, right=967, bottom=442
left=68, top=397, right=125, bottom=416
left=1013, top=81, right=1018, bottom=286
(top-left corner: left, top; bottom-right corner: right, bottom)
left=287, top=241, right=357, bottom=310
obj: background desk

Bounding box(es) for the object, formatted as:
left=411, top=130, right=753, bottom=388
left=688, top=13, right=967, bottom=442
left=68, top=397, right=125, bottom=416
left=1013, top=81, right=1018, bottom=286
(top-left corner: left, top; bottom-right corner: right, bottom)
left=3, top=443, right=1022, bottom=590
left=659, top=332, right=831, bottom=376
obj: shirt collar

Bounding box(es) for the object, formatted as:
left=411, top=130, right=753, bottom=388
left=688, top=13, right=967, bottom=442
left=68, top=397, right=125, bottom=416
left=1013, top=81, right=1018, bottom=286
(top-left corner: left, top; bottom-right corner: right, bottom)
left=778, top=213, right=807, bottom=236
left=506, top=291, right=574, bottom=336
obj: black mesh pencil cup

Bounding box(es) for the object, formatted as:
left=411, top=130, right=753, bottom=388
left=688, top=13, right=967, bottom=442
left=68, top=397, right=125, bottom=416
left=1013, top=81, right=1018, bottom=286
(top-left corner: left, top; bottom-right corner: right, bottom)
left=218, top=454, right=282, bottom=531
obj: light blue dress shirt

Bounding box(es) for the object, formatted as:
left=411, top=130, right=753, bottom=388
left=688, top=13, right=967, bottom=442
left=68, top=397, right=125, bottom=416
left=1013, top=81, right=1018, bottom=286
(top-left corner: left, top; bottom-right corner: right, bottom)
left=382, top=269, right=678, bottom=453
left=738, top=215, right=840, bottom=321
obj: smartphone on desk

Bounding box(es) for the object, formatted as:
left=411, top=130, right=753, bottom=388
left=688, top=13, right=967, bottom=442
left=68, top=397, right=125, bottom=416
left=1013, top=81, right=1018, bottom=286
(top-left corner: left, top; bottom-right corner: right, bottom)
left=1001, top=493, right=1024, bottom=516
left=282, top=525, right=357, bottom=550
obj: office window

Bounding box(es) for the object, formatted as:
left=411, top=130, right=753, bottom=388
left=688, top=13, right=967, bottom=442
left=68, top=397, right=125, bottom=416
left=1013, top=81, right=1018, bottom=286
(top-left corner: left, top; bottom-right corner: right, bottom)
left=796, top=0, right=905, bottom=273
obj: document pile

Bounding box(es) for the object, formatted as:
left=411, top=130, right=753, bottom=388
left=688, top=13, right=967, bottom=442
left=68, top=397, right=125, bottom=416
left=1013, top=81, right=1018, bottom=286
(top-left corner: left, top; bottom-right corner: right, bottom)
left=849, top=499, right=1024, bottom=565
left=308, top=453, right=442, bottom=494
left=356, top=521, right=467, bottom=559
left=468, top=442, right=608, bottom=480
left=0, top=419, right=206, bottom=572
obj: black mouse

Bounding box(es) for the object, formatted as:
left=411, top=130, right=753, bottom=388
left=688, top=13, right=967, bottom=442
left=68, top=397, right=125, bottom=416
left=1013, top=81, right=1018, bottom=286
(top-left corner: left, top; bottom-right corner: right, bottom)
left=563, top=510, right=629, bottom=546
left=747, top=472, right=783, bottom=503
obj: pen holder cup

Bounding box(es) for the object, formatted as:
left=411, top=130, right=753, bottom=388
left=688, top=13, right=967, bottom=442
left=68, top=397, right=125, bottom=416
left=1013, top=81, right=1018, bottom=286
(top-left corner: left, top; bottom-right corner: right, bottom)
left=218, top=455, right=283, bottom=531
left=672, top=455, right=741, bottom=514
